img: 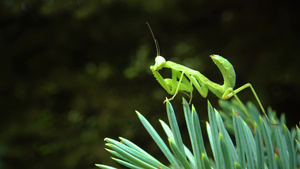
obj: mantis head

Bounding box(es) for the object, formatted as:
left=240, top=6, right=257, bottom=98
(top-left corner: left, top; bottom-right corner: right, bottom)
left=150, top=56, right=166, bottom=71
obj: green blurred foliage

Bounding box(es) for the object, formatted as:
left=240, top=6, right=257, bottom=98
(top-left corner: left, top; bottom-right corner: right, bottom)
left=0, top=0, right=299, bottom=168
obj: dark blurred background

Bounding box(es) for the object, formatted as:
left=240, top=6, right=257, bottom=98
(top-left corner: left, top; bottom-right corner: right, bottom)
left=0, top=1, right=299, bottom=168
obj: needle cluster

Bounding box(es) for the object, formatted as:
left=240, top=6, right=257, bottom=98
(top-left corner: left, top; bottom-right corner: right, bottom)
left=96, top=98, right=300, bottom=169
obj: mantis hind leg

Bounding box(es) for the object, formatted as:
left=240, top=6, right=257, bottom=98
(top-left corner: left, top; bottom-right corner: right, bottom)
left=224, top=84, right=278, bottom=125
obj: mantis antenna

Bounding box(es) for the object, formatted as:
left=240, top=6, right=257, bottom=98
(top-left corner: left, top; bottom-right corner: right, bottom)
left=146, top=22, right=160, bottom=57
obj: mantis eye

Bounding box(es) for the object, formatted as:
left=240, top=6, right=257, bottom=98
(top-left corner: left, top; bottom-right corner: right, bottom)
left=154, top=56, right=166, bottom=70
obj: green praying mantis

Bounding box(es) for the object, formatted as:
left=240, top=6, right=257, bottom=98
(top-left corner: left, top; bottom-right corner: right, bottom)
left=147, top=23, right=278, bottom=126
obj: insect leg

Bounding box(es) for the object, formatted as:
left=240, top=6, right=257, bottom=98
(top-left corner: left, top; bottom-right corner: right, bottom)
left=151, top=67, right=174, bottom=95
left=164, top=69, right=188, bottom=103
left=226, top=88, right=252, bottom=120
left=184, top=73, right=209, bottom=99
left=231, top=83, right=278, bottom=125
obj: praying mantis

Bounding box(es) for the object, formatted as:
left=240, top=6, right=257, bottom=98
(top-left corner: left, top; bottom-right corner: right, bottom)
left=147, top=23, right=277, bottom=125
